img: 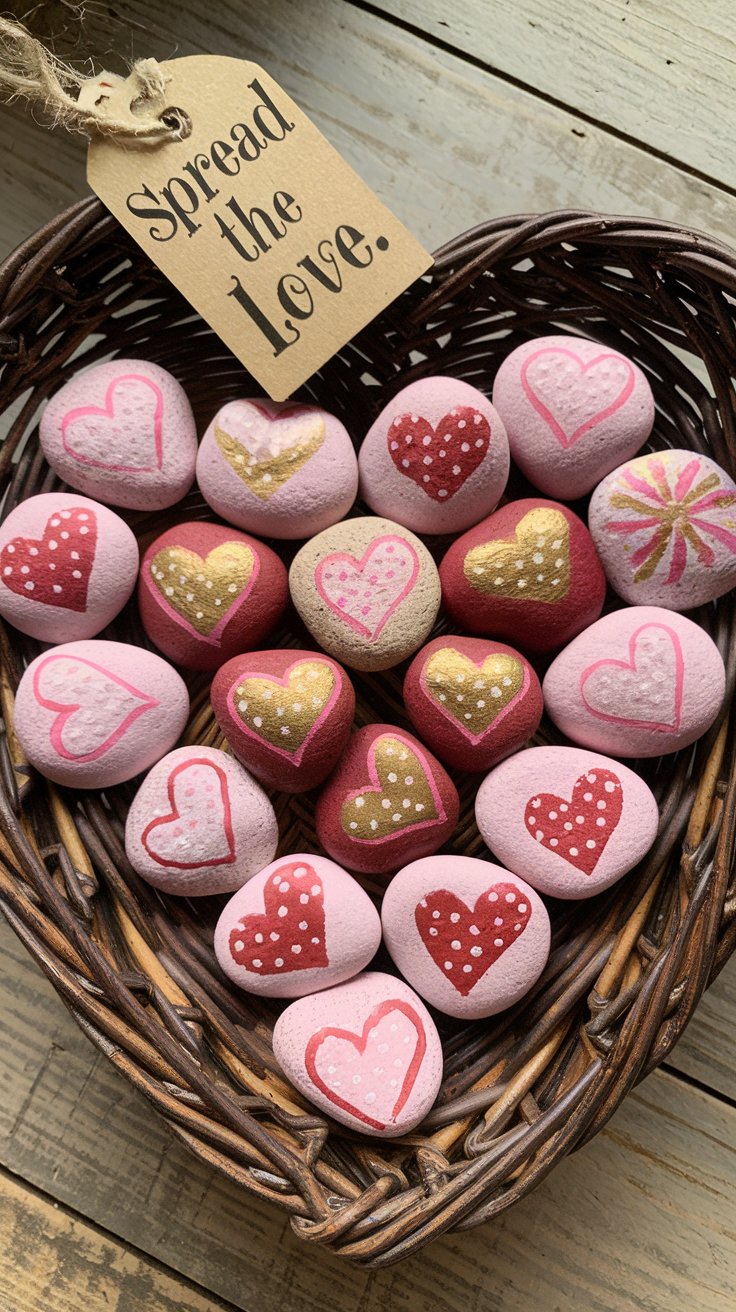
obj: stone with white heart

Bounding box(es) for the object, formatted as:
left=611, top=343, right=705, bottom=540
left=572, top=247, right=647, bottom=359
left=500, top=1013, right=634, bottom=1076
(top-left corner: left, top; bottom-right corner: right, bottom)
left=138, top=520, right=288, bottom=671
left=14, top=639, right=189, bottom=788
left=403, top=635, right=542, bottom=772
left=492, top=334, right=654, bottom=500
left=0, top=493, right=138, bottom=642
left=289, top=516, right=440, bottom=672
left=382, top=855, right=550, bottom=1019
left=125, top=746, right=277, bottom=896
left=475, top=746, right=659, bottom=899
left=214, top=853, right=380, bottom=997
left=315, top=722, right=459, bottom=876
left=358, top=375, right=509, bottom=534
left=40, top=359, right=197, bottom=510
left=211, top=648, right=355, bottom=793
left=272, top=970, right=443, bottom=1136
left=543, top=606, right=725, bottom=757
left=196, top=397, right=358, bottom=539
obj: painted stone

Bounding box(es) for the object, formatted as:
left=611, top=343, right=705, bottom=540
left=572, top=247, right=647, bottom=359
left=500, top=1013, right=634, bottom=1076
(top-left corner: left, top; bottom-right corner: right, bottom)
left=0, top=492, right=138, bottom=642
left=543, top=606, right=725, bottom=757
left=125, top=745, right=278, bottom=896
left=475, top=746, right=659, bottom=898
left=196, top=397, right=358, bottom=539
left=211, top=648, right=355, bottom=793
left=314, top=723, right=459, bottom=876
left=13, top=639, right=189, bottom=788
left=214, top=853, right=381, bottom=997
left=272, top=970, right=443, bottom=1136
left=40, top=359, right=197, bottom=510
left=403, top=635, right=542, bottom=772
left=492, top=334, right=654, bottom=499
left=138, top=520, right=288, bottom=671
left=440, top=498, right=606, bottom=654
left=290, top=516, right=441, bottom=672
left=358, top=375, right=509, bottom=534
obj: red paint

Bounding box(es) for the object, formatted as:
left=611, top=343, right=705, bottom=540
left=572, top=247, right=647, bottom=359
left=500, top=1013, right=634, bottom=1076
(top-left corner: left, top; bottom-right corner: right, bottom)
left=1, top=506, right=97, bottom=611
left=229, top=861, right=328, bottom=974
left=141, top=758, right=236, bottom=869
left=416, top=883, right=532, bottom=996
left=525, top=768, right=623, bottom=875
left=387, top=407, right=490, bottom=499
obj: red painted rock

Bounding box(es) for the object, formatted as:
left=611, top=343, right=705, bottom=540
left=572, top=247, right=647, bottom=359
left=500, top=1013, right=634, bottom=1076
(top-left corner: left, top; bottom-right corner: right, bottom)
left=211, top=649, right=355, bottom=793
left=314, top=723, right=459, bottom=876
left=440, top=498, right=606, bottom=655
left=138, top=521, right=288, bottom=671
left=214, top=854, right=381, bottom=998
left=403, top=635, right=542, bottom=772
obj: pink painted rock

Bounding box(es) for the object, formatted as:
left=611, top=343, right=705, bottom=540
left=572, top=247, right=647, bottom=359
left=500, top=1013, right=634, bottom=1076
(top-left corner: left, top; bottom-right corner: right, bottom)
left=315, top=723, right=459, bottom=876
left=475, top=746, right=659, bottom=899
left=0, top=492, right=138, bottom=642
left=125, top=745, right=277, bottom=896
left=214, top=854, right=381, bottom=997
left=543, top=606, right=725, bottom=757
left=13, top=639, right=189, bottom=788
left=211, top=648, right=355, bottom=793
left=358, top=375, right=509, bottom=534
left=272, top=970, right=443, bottom=1136
left=196, top=398, right=358, bottom=539
left=440, top=498, right=606, bottom=655
left=381, top=855, right=549, bottom=1019
left=40, top=359, right=197, bottom=510
left=138, top=520, right=288, bottom=671
left=589, top=448, right=736, bottom=610
left=403, top=636, right=542, bottom=772
left=492, top=334, right=654, bottom=500
left=290, top=516, right=441, bottom=672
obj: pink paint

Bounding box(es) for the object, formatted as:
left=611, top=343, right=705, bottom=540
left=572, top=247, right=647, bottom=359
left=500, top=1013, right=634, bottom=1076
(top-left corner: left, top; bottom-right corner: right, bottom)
left=225, top=656, right=342, bottom=764
left=61, top=374, right=164, bottom=472
left=580, top=623, right=684, bottom=732
left=33, top=654, right=159, bottom=762
left=141, top=758, right=235, bottom=869
left=520, top=348, right=635, bottom=449
left=419, top=650, right=530, bottom=745
left=314, top=535, right=419, bottom=639
left=342, top=733, right=447, bottom=845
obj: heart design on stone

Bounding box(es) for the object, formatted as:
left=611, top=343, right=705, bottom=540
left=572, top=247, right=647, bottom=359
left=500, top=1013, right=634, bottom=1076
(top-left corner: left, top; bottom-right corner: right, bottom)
left=229, top=861, right=328, bottom=974
left=61, top=374, right=164, bottom=472
left=305, top=999, right=426, bottom=1130
left=149, top=542, right=257, bottom=640
left=415, top=883, right=532, bottom=996
left=142, top=758, right=235, bottom=869
left=423, top=647, right=527, bottom=741
left=521, top=347, right=635, bottom=448
left=464, top=508, right=571, bottom=602
left=340, top=734, right=444, bottom=842
left=229, top=659, right=339, bottom=762
left=1, top=506, right=97, bottom=612
left=214, top=403, right=325, bottom=500
left=315, top=535, right=419, bottom=640
left=580, top=623, right=683, bottom=732
left=32, top=654, right=159, bottom=762
left=387, top=406, right=490, bottom=500
left=525, top=768, right=623, bottom=875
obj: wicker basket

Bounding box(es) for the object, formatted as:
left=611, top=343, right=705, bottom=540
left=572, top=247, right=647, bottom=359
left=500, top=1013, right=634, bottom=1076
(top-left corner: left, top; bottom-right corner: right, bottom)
left=0, top=201, right=734, bottom=1267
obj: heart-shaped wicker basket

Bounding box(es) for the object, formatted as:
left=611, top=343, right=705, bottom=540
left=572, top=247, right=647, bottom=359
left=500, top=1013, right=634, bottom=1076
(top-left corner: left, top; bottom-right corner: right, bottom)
left=0, top=201, right=734, bottom=1267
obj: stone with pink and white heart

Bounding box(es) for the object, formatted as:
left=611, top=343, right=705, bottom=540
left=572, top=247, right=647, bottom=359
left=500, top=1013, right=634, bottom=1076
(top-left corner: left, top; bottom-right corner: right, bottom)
left=492, top=334, right=654, bottom=500
left=14, top=639, right=189, bottom=788
left=196, top=397, right=358, bottom=540
left=214, top=853, right=381, bottom=997
left=125, top=745, right=278, bottom=896
left=289, top=516, right=440, bottom=672
left=0, top=492, right=139, bottom=642
left=358, top=375, right=509, bottom=534
left=382, top=855, right=550, bottom=1019
left=272, top=970, right=443, bottom=1136
left=40, top=359, right=197, bottom=511
left=475, top=746, right=659, bottom=899
left=543, top=606, right=725, bottom=758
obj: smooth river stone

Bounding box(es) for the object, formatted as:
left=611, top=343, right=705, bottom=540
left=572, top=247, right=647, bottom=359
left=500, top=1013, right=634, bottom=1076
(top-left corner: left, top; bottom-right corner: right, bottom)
left=125, top=745, right=278, bottom=896
left=475, top=746, right=660, bottom=899
left=14, top=639, right=189, bottom=788
left=543, top=605, right=725, bottom=757
left=272, top=970, right=443, bottom=1136
left=40, top=359, right=197, bottom=510
left=492, top=334, right=654, bottom=500
left=214, top=853, right=381, bottom=998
